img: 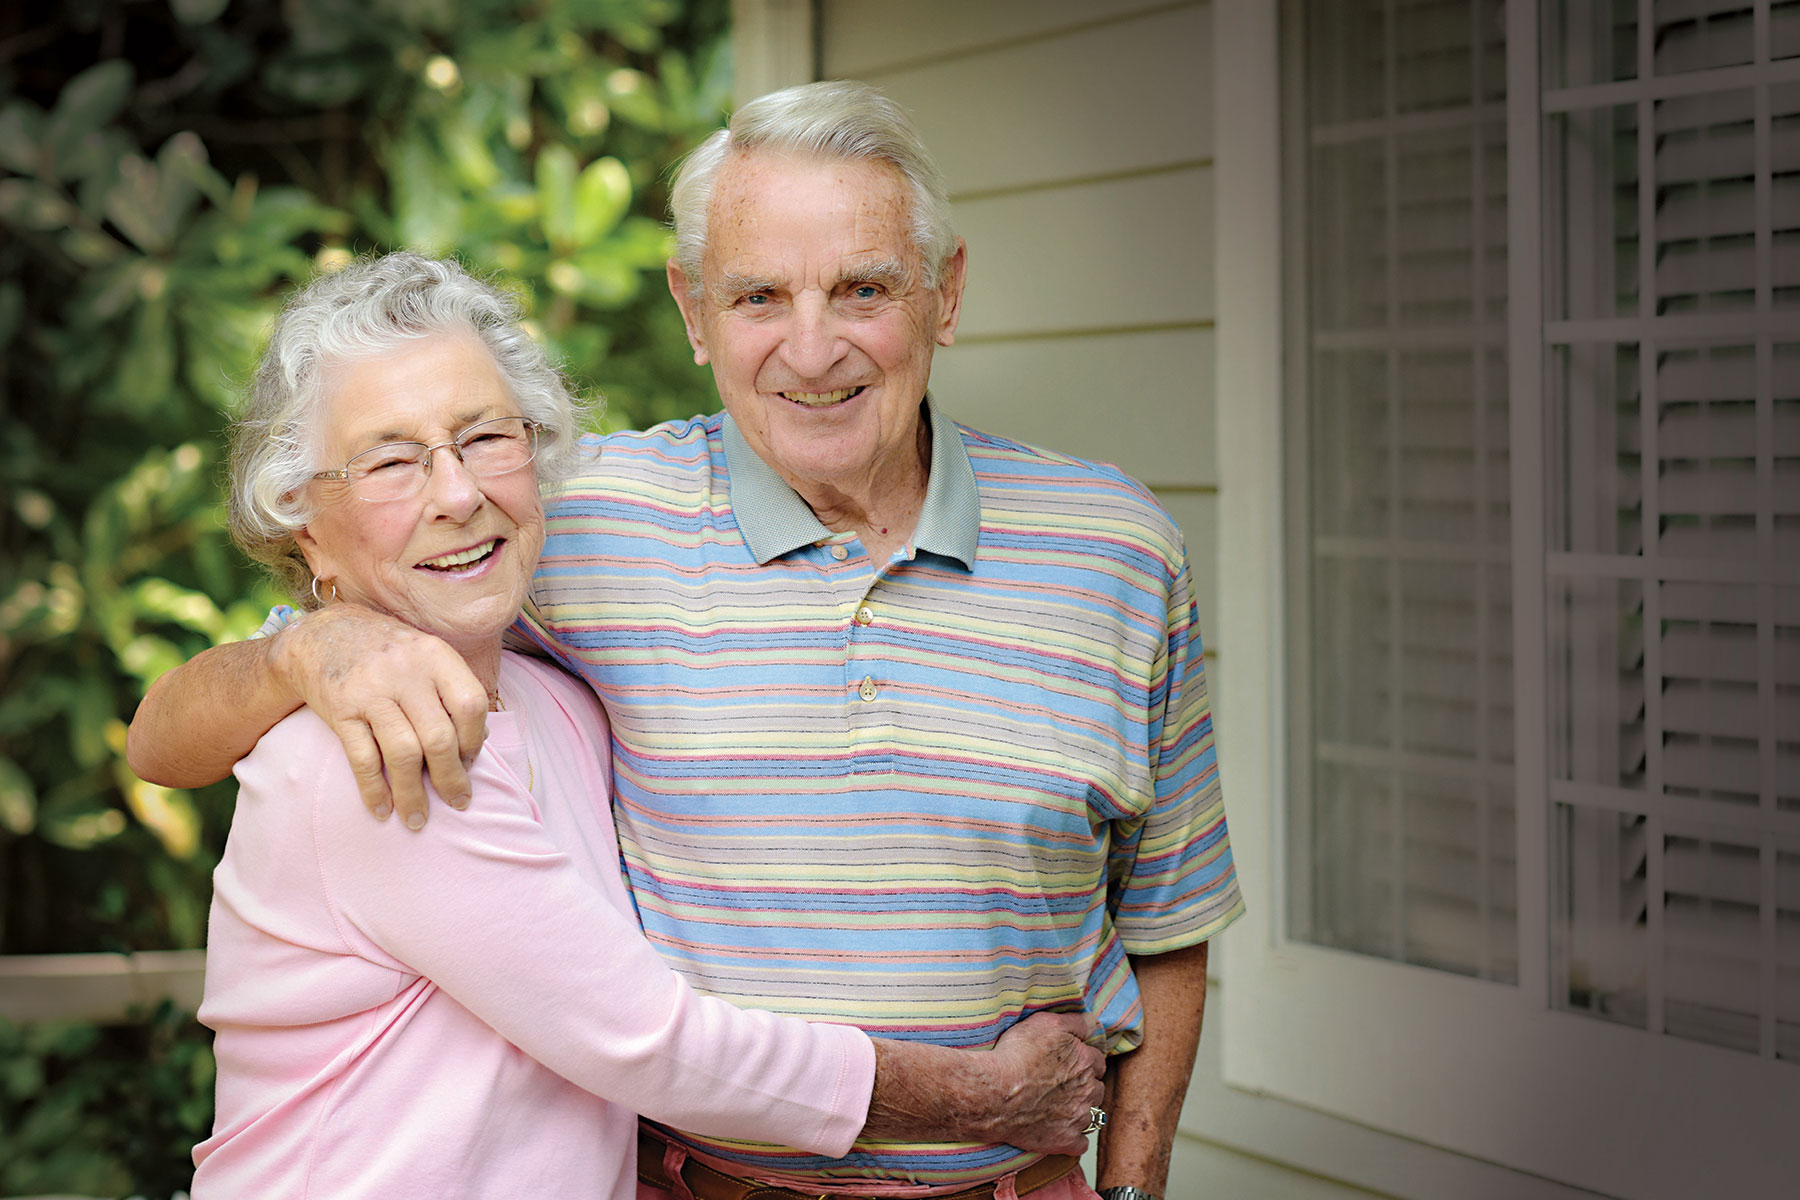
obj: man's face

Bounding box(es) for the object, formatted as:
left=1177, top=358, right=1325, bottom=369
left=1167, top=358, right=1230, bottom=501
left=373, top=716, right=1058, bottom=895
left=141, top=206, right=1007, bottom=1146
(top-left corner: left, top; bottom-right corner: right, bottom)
left=668, top=151, right=966, bottom=501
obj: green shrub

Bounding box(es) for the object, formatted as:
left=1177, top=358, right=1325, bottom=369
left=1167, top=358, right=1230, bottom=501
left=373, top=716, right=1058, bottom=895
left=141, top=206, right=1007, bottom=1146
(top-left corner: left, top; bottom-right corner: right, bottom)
left=1, top=1, right=730, bottom=1193
left=0, top=1004, right=213, bottom=1198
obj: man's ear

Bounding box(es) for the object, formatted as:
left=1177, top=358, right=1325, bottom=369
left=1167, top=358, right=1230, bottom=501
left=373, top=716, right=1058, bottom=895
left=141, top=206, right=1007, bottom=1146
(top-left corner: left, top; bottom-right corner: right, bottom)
left=666, top=260, right=711, bottom=366
left=933, top=239, right=968, bottom=347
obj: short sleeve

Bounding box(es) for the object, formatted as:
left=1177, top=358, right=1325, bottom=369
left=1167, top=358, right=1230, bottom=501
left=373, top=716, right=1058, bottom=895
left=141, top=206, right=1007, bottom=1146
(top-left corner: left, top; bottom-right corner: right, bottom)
left=1105, top=550, right=1246, bottom=954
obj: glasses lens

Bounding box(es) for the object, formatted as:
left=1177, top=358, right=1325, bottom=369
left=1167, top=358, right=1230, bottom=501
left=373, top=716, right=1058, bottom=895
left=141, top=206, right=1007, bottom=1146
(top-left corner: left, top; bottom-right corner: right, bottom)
left=343, top=418, right=541, bottom=502
left=346, top=443, right=428, bottom=502
left=458, top=417, right=537, bottom=476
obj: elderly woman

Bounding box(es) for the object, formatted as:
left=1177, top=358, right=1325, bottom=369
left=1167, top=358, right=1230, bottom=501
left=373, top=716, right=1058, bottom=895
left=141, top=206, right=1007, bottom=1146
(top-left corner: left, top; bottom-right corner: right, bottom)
left=191, top=252, right=1101, bottom=1199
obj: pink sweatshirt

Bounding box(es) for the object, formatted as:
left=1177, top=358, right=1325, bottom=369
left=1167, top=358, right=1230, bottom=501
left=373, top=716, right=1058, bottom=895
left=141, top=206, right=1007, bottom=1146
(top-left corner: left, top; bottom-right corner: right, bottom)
left=192, top=652, right=874, bottom=1199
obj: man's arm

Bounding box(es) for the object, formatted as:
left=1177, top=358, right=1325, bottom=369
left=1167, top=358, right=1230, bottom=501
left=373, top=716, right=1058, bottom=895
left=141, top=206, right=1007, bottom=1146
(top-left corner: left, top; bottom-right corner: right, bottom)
left=1095, top=940, right=1210, bottom=1195
left=127, top=635, right=296, bottom=789
left=125, top=604, right=489, bottom=825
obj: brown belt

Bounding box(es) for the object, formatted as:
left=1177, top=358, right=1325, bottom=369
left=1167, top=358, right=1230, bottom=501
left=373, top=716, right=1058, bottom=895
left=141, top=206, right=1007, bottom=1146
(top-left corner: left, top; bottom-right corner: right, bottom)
left=636, top=1130, right=1079, bottom=1200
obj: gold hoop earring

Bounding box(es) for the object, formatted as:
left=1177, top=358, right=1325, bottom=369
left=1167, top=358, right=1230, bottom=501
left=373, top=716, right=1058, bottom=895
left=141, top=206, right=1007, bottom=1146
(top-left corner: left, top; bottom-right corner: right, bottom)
left=311, top=575, right=337, bottom=606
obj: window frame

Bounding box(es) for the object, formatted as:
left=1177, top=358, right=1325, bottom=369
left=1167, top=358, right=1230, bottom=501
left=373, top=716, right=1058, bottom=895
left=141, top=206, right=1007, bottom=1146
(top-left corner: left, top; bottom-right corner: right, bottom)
left=1213, top=3, right=1800, bottom=1196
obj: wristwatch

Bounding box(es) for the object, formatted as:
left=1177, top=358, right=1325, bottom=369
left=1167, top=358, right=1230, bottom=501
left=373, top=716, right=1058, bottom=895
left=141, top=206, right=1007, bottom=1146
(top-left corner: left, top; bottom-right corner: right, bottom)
left=1099, top=1189, right=1161, bottom=1200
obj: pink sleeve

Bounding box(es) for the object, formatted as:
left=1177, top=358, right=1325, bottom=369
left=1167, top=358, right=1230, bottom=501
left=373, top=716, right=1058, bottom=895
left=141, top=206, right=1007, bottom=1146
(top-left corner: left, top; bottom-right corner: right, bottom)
left=289, top=726, right=874, bottom=1155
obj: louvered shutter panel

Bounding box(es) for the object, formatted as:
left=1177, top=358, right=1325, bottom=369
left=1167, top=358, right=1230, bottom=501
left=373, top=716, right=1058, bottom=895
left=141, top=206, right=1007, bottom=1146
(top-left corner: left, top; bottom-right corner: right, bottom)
left=1543, top=0, right=1800, bottom=1060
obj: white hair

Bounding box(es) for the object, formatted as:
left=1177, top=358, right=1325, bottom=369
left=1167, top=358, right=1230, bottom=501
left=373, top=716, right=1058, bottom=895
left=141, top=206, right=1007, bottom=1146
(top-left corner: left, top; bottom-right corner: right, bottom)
left=227, top=251, right=592, bottom=607
left=668, top=80, right=957, bottom=294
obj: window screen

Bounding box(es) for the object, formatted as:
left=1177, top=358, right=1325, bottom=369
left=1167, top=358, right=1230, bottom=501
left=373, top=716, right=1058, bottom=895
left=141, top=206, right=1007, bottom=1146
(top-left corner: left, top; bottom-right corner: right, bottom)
left=1288, top=0, right=1518, bottom=983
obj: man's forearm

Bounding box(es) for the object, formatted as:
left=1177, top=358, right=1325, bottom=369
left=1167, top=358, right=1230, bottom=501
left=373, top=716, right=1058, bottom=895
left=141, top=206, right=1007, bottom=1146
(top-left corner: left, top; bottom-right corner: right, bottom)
left=1096, top=940, right=1209, bottom=1195
left=126, top=636, right=300, bottom=787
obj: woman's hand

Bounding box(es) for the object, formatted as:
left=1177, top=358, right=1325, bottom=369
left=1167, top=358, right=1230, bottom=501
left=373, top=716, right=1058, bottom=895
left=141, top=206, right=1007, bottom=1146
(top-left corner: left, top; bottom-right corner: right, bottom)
left=269, top=603, right=489, bottom=826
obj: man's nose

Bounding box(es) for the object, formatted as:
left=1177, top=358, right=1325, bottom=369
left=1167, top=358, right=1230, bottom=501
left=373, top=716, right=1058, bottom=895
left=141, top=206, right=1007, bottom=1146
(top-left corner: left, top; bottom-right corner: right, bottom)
left=781, top=296, right=847, bottom=379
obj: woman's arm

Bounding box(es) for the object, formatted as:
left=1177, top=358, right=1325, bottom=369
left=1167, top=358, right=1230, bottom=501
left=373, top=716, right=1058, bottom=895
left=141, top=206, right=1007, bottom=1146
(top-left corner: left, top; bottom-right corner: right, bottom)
left=268, top=718, right=1100, bottom=1155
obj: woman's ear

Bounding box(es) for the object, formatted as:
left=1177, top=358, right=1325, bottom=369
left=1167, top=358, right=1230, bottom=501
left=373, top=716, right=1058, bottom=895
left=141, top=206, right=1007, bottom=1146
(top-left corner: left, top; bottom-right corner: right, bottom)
left=294, top=525, right=331, bottom=582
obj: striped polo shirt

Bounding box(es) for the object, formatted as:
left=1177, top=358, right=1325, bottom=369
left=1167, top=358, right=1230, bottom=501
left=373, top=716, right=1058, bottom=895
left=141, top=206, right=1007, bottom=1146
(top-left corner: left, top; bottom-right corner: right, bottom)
left=516, top=399, right=1243, bottom=1186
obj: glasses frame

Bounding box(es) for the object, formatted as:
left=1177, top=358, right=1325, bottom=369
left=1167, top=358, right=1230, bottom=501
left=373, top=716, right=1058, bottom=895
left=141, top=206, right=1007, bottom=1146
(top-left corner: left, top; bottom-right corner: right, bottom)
left=312, top=416, right=547, bottom=503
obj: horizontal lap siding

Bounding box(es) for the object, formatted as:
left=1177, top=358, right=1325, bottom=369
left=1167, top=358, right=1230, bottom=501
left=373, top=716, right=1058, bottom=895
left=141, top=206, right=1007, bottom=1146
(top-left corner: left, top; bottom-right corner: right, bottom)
left=820, top=0, right=1220, bottom=662
left=954, top=171, right=1214, bottom=336
left=928, top=329, right=1218, bottom=487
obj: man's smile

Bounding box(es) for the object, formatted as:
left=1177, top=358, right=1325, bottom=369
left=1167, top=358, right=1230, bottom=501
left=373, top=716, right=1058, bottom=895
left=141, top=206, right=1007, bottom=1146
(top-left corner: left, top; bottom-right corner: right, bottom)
left=779, top=386, right=866, bottom=407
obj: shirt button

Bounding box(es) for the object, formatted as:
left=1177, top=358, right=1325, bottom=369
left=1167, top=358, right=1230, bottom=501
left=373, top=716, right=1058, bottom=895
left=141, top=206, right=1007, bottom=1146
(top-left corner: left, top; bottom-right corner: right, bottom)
left=854, top=605, right=874, bottom=626
left=858, top=676, right=878, bottom=702
left=830, top=544, right=849, bottom=561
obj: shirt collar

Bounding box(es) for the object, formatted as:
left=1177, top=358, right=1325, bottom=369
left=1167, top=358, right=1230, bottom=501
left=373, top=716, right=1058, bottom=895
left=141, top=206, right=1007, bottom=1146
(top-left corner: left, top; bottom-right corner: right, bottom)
left=722, top=395, right=980, bottom=568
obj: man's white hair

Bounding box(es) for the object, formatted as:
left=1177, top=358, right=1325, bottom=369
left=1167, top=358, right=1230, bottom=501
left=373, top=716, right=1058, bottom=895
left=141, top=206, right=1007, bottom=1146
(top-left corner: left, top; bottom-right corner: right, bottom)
left=668, top=80, right=957, bottom=293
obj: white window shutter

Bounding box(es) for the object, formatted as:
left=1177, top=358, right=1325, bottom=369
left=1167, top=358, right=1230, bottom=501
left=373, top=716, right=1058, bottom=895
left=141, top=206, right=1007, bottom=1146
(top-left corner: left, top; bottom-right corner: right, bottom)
left=1543, top=0, right=1800, bottom=1060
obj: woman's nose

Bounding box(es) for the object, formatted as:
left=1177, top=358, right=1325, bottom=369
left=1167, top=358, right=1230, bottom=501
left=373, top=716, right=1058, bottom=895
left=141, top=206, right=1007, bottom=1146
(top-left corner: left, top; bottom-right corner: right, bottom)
left=423, top=447, right=484, bottom=517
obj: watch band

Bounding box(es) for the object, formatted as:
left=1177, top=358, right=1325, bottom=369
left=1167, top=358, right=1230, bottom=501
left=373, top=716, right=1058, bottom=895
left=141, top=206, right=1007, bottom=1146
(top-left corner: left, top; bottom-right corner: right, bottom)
left=1099, top=1188, right=1162, bottom=1200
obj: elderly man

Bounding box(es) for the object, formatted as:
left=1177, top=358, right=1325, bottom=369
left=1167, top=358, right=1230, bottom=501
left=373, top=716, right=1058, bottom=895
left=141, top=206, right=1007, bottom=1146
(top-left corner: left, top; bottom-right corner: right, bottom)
left=130, top=81, right=1242, bottom=1200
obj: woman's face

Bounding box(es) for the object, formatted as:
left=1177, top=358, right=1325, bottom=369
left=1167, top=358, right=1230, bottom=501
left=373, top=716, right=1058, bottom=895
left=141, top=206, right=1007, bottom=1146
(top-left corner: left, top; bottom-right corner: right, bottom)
left=295, top=332, right=545, bottom=658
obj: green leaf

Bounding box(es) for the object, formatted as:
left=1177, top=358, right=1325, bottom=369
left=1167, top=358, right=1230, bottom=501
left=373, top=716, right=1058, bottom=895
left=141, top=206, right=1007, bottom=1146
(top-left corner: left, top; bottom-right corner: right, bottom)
left=610, top=214, right=676, bottom=268
left=117, top=634, right=189, bottom=687
left=128, top=578, right=226, bottom=641
left=602, top=68, right=664, bottom=131
left=158, top=130, right=231, bottom=210
left=237, top=183, right=351, bottom=250
left=438, top=109, right=500, bottom=191
left=67, top=675, right=115, bottom=771
left=0, top=674, right=71, bottom=738
left=108, top=298, right=176, bottom=415
left=0, top=757, right=36, bottom=835
left=104, top=149, right=201, bottom=254
left=45, top=60, right=135, bottom=174
left=389, top=133, right=462, bottom=252
left=0, top=177, right=76, bottom=230
left=264, top=51, right=374, bottom=107
left=0, top=102, right=42, bottom=175
left=536, top=143, right=579, bottom=249
left=36, top=775, right=123, bottom=850
left=570, top=155, right=631, bottom=245
left=0, top=281, right=21, bottom=349
left=171, top=0, right=232, bottom=24
left=565, top=248, right=640, bottom=308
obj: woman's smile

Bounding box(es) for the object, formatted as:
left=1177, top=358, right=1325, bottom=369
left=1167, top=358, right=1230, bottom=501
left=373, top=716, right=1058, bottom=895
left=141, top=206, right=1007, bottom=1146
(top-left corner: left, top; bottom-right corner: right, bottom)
left=294, top=332, right=546, bottom=678
left=416, top=537, right=504, bottom=573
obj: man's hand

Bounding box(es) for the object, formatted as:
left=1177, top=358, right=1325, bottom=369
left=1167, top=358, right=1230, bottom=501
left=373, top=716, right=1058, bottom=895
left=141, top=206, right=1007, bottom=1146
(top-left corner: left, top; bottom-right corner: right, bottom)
left=979, top=1011, right=1107, bottom=1154
left=269, top=604, right=489, bottom=827
left=861, top=1011, right=1104, bottom=1151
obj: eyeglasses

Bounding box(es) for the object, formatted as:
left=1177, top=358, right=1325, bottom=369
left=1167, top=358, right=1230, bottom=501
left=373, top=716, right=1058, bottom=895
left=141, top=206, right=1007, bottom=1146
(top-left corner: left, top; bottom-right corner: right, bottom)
left=313, top=416, right=548, bottom=503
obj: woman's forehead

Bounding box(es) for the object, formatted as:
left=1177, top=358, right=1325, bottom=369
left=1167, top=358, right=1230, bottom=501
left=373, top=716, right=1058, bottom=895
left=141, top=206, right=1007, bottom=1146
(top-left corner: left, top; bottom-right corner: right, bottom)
left=321, top=334, right=515, bottom=446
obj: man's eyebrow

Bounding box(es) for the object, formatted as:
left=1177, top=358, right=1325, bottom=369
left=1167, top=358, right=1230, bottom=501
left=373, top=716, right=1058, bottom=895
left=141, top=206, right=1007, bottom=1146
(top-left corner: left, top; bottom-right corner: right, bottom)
left=712, top=270, right=779, bottom=299
left=840, top=259, right=910, bottom=288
